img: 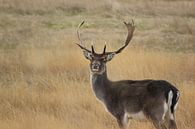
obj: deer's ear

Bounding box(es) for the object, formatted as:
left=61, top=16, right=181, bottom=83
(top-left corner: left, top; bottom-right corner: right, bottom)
left=83, top=50, right=93, bottom=60
left=106, top=53, right=115, bottom=61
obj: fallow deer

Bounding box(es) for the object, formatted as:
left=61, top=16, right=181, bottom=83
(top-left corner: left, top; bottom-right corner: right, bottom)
left=76, top=20, right=180, bottom=129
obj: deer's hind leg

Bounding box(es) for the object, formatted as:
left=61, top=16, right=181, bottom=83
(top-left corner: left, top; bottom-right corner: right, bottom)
left=164, top=111, right=177, bottom=129
left=151, top=120, right=167, bottom=129
left=150, top=113, right=167, bottom=129
left=146, top=101, right=168, bottom=129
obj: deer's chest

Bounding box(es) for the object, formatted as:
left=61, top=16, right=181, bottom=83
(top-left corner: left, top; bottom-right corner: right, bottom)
left=90, top=74, right=110, bottom=110
left=90, top=74, right=107, bottom=99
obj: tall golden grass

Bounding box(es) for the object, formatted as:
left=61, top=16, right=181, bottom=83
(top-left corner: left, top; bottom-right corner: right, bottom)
left=0, top=46, right=195, bottom=129
left=0, top=0, right=195, bottom=129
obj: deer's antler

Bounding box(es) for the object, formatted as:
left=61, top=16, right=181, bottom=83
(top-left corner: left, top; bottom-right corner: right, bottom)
left=114, top=20, right=135, bottom=54
left=77, top=20, right=135, bottom=54
left=76, top=21, right=93, bottom=53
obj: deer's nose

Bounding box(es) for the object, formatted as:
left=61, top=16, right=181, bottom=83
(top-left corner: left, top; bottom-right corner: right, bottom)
left=92, top=64, right=99, bottom=69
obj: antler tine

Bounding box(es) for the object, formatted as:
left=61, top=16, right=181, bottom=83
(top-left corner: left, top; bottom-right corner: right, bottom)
left=91, top=45, right=95, bottom=53
left=76, top=21, right=91, bottom=52
left=102, top=42, right=106, bottom=54
left=114, top=20, right=135, bottom=54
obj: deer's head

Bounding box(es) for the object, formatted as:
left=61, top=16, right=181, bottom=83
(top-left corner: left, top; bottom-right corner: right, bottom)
left=77, top=21, right=135, bottom=74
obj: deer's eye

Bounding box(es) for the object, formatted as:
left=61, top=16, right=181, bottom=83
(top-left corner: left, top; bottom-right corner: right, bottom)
left=89, top=54, right=95, bottom=59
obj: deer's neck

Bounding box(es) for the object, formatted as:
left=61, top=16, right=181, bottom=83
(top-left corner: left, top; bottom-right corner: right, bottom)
left=90, top=70, right=111, bottom=102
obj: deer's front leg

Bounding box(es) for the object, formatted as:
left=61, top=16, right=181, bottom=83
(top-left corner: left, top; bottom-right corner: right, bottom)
left=116, top=114, right=129, bottom=129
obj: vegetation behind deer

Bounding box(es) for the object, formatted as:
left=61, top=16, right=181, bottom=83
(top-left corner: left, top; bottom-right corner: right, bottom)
left=0, top=0, right=195, bottom=129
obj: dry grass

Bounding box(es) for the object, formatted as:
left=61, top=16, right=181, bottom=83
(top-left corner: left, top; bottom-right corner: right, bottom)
left=0, top=0, right=195, bottom=129
left=0, top=47, right=195, bottom=129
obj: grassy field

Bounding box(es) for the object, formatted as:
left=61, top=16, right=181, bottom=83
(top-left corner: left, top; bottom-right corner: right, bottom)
left=0, top=0, right=195, bottom=129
